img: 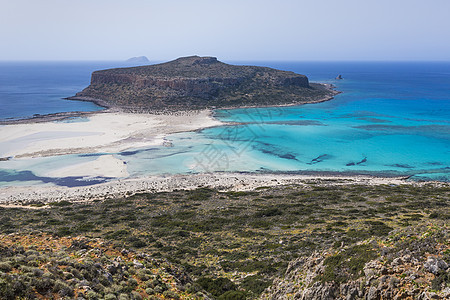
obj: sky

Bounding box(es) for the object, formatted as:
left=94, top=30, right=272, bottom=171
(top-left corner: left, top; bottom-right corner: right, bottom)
left=1, top=0, right=450, bottom=61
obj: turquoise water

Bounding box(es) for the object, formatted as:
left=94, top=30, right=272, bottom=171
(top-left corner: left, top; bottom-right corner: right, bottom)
left=119, top=62, right=450, bottom=181
left=0, top=62, right=449, bottom=186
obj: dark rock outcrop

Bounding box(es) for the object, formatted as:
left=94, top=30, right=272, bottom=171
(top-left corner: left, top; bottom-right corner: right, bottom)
left=70, top=56, right=337, bottom=111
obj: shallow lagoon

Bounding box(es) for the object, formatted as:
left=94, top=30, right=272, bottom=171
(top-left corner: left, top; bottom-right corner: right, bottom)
left=123, top=62, right=450, bottom=181
left=1, top=62, right=449, bottom=186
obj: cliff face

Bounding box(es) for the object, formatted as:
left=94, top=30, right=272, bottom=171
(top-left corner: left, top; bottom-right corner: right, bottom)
left=72, top=56, right=334, bottom=111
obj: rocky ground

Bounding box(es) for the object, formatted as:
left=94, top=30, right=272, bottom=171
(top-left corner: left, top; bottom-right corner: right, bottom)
left=0, top=234, right=203, bottom=299
left=263, top=225, right=449, bottom=299
left=0, top=182, right=448, bottom=299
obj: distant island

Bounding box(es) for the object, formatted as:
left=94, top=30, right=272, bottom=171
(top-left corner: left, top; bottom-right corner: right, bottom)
left=69, top=56, right=338, bottom=111
left=125, top=56, right=150, bottom=64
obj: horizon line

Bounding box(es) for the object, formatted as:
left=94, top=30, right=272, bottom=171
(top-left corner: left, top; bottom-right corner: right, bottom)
left=1, top=58, right=450, bottom=63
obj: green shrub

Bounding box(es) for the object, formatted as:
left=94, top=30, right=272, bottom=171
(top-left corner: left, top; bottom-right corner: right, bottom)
left=196, top=277, right=237, bottom=298
left=49, top=200, right=73, bottom=207
left=163, top=290, right=180, bottom=299
left=53, top=279, right=74, bottom=297
left=104, top=294, right=117, bottom=300
left=317, top=244, right=377, bottom=283
left=241, top=275, right=271, bottom=295
left=255, top=207, right=283, bottom=217
left=0, top=262, right=12, bottom=272
left=218, top=290, right=247, bottom=300
left=366, top=220, right=393, bottom=236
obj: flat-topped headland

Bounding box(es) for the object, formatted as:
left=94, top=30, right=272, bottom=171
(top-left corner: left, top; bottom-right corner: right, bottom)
left=68, top=56, right=338, bottom=112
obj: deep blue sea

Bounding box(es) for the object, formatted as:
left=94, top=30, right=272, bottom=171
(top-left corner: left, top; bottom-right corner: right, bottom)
left=0, top=62, right=130, bottom=120
left=1, top=61, right=449, bottom=186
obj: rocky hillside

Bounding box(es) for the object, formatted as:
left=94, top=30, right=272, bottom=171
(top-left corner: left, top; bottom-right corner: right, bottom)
left=0, top=234, right=204, bottom=300
left=1, top=182, right=448, bottom=299
left=263, top=226, right=449, bottom=300
left=70, top=56, right=337, bottom=111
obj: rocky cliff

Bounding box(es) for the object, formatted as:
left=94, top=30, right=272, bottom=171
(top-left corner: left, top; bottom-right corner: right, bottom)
left=70, top=56, right=336, bottom=111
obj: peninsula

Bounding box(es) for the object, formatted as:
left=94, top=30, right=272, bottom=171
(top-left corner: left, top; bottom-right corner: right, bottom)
left=69, top=56, right=337, bottom=111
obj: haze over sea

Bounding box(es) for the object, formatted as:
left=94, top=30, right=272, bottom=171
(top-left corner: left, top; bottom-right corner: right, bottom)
left=0, top=61, right=449, bottom=186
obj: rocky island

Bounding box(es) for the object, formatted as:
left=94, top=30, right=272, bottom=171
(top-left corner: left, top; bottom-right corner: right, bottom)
left=126, top=56, right=150, bottom=64
left=69, top=56, right=337, bottom=111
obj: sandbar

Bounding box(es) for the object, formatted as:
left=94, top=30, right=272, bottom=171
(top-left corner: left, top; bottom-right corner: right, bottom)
left=0, top=110, right=222, bottom=159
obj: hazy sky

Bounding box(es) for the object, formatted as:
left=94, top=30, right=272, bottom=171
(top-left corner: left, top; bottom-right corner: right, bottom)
left=1, top=0, right=450, bottom=61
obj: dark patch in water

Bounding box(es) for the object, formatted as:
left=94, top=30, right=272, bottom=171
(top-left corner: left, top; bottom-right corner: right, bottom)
left=307, top=154, right=331, bottom=165
left=253, top=141, right=299, bottom=161
left=120, top=147, right=162, bottom=156
left=341, top=111, right=391, bottom=118
left=357, top=157, right=367, bottom=165
left=120, top=150, right=141, bottom=156
left=52, top=177, right=111, bottom=187
left=279, top=153, right=297, bottom=160
left=427, top=162, right=444, bottom=166
left=0, top=169, right=111, bottom=187
left=346, top=157, right=367, bottom=166
left=78, top=153, right=103, bottom=157
left=265, top=120, right=325, bottom=126
left=357, top=117, right=391, bottom=123
left=388, top=164, right=414, bottom=169
left=259, top=148, right=298, bottom=161
left=354, top=124, right=450, bottom=135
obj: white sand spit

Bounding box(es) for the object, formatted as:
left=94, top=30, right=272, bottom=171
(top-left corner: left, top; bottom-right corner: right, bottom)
left=45, top=155, right=129, bottom=178
left=0, top=110, right=223, bottom=159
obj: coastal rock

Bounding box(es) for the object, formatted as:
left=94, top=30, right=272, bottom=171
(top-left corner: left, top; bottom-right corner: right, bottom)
left=72, top=56, right=337, bottom=111
left=336, top=74, right=343, bottom=79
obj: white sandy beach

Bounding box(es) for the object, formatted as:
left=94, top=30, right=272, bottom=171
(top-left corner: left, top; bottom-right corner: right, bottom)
left=0, top=110, right=223, bottom=178
left=1, top=110, right=447, bottom=205
left=0, top=172, right=435, bottom=204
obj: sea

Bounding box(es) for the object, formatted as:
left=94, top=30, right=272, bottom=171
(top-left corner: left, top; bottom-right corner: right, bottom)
left=0, top=61, right=449, bottom=187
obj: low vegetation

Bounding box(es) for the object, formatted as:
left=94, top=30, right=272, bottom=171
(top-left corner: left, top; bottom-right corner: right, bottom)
left=0, top=182, right=449, bottom=299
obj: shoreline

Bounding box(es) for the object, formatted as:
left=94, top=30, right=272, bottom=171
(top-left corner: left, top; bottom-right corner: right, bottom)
left=0, top=82, right=338, bottom=125
left=1, top=172, right=447, bottom=205
left=1, top=81, right=448, bottom=204
left=211, top=83, right=340, bottom=111
left=0, top=110, right=224, bottom=160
